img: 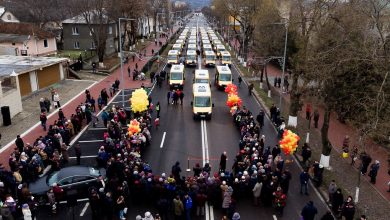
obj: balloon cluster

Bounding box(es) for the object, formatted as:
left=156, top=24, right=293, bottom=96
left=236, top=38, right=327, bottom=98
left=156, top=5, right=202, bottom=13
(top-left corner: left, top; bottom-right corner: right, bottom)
left=225, top=84, right=242, bottom=109
left=128, top=119, right=141, bottom=136
left=279, top=130, right=300, bottom=155
left=130, top=89, right=149, bottom=113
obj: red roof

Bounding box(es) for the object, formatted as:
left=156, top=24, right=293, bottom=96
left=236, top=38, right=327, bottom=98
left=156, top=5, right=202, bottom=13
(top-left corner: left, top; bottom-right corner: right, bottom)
left=0, top=22, right=55, bottom=39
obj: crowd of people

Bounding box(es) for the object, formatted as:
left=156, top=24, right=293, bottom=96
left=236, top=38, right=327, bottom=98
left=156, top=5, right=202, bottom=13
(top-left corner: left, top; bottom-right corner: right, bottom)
left=0, top=86, right=120, bottom=219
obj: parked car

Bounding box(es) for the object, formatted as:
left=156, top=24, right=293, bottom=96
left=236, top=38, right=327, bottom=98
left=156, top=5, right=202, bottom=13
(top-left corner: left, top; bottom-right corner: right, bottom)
left=29, top=166, right=105, bottom=205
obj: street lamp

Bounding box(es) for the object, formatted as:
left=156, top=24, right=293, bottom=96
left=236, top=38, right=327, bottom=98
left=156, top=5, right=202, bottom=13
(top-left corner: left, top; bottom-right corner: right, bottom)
left=119, top=18, right=137, bottom=108
left=278, top=21, right=288, bottom=113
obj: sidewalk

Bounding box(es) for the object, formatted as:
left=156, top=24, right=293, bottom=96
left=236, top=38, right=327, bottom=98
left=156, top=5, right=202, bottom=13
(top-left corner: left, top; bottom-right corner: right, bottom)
left=0, top=26, right=179, bottom=168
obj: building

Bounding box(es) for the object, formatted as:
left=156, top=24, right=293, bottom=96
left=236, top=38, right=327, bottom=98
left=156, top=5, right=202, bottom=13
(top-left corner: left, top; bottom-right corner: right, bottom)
left=0, top=23, right=57, bottom=56
left=0, top=55, right=68, bottom=97
left=62, top=14, right=117, bottom=55
left=0, top=6, right=19, bottom=23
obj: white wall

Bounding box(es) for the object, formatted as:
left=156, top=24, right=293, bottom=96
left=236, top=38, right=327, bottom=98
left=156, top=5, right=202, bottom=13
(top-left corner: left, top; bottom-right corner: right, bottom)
left=0, top=88, right=23, bottom=118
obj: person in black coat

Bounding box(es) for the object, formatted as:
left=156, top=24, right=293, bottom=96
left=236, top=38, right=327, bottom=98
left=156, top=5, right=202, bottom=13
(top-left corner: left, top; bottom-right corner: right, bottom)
left=219, top=152, right=227, bottom=173
left=320, top=211, right=334, bottom=220
left=301, top=201, right=318, bottom=220
left=331, top=188, right=343, bottom=216
left=15, top=135, right=24, bottom=152
left=360, top=153, right=372, bottom=175
left=256, top=110, right=265, bottom=128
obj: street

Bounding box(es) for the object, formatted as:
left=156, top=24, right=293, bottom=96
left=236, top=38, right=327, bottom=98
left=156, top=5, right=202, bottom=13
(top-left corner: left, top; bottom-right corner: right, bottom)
left=33, top=15, right=330, bottom=220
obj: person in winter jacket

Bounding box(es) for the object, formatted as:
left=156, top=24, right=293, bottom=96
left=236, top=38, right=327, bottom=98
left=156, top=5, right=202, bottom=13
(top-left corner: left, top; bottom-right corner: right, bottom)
left=252, top=180, right=262, bottom=206
left=184, top=194, right=192, bottom=220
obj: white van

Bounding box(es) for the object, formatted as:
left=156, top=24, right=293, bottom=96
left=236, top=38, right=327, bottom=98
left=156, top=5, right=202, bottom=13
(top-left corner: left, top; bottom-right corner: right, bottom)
left=215, top=65, right=232, bottom=89
left=204, top=51, right=216, bottom=67
left=220, top=51, right=232, bottom=66
left=172, top=44, right=182, bottom=55
left=187, top=44, right=197, bottom=51
left=215, top=44, right=226, bottom=57
left=167, top=50, right=179, bottom=66
left=186, top=50, right=197, bottom=66
left=169, top=64, right=185, bottom=89
left=191, top=83, right=213, bottom=120
left=194, top=69, right=210, bottom=84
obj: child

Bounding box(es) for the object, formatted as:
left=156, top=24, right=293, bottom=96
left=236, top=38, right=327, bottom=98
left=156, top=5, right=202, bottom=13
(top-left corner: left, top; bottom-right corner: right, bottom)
left=154, top=117, right=160, bottom=130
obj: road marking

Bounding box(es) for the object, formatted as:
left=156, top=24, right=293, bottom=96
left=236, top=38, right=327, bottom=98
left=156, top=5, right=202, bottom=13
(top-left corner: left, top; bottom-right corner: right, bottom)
left=205, top=202, right=210, bottom=220
left=160, top=132, right=166, bottom=148
left=78, top=140, right=104, bottom=143
left=200, top=120, right=206, bottom=166
left=45, top=198, right=89, bottom=206
left=80, top=202, right=89, bottom=216
left=273, top=215, right=277, bottom=220
left=203, top=120, right=209, bottom=163
left=89, top=127, right=107, bottom=130
left=69, top=155, right=97, bottom=159
left=209, top=205, right=214, bottom=220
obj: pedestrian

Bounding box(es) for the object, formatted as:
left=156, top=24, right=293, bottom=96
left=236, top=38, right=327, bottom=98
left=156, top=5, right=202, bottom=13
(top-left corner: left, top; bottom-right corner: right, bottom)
left=127, top=66, right=131, bottom=77
left=238, top=76, right=242, bottom=87
left=341, top=196, right=355, bottom=220
left=283, top=76, right=289, bottom=93
left=332, top=188, right=344, bottom=217
left=39, top=98, right=45, bottom=112
left=53, top=92, right=61, bottom=108
left=301, top=201, right=318, bottom=220
left=152, top=49, right=155, bottom=55
left=270, top=104, right=277, bottom=123
left=135, top=63, right=138, bottom=70
left=116, top=195, right=126, bottom=220
left=320, top=211, right=334, bottom=220
left=350, top=145, right=358, bottom=166
left=92, top=62, right=97, bottom=73
left=274, top=77, right=277, bottom=87
left=301, top=143, right=312, bottom=166
left=167, top=91, right=171, bottom=105
left=97, top=95, right=103, bottom=110
left=360, top=215, right=367, bottom=220
left=342, top=135, right=350, bottom=156
left=252, top=180, right=262, bottom=206
left=219, top=152, right=227, bottom=173
left=173, top=195, right=184, bottom=220
left=101, top=110, right=109, bottom=127
left=171, top=161, right=182, bottom=181
left=75, top=143, right=81, bottom=165
left=179, top=90, right=184, bottom=105
left=360, top=153, right=372, bottom=175
left=44, top=97, right=51, bottom=113
left=300, top=169, right=310, bottom=195
left=40, top=112, right=47, bottom=131
left=305, top=104, right=312, bottom=120
left=195, top=191, right=207, bottom=216
left=15, top=135, right=24, bottom=153
left=193, top=163, right=203, bottom=177
left=232, top=212, right=240, bottom=220
left=150, top=72, right=155, bottom=83
left=155, top=38, right=157, bottom=46
left=154, top=117, right=160, bottom=130
left=368, top=160, right=380, bottom=184
left=156, top=102, right=160, bottom=118
left=61, top=143, right=69, bottom=163
left=248, top=83, right=254, bottom=96
left=132, top=55, right=135, bottom=62
left=277, top=77, right=282, bottom=88
left=328, top=180, right=337, bottom=205
left=256, top=110, right=265, bottom=128
left=273, top=187, right=287, bottom=216
left=313, top=109, right=320, bottom=128
left=184, top=194, right=193, bottom=220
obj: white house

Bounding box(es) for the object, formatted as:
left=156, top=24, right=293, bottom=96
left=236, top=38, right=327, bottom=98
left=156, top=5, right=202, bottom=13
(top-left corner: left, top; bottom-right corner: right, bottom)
left=0, top=6, right=19, bottom=23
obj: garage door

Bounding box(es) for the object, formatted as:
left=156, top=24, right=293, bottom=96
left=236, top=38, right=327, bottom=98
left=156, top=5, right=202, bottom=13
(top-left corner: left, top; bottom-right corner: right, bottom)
left=18, top=73, right=32, bottom=96
left=37, top=64, right=60, bottom=89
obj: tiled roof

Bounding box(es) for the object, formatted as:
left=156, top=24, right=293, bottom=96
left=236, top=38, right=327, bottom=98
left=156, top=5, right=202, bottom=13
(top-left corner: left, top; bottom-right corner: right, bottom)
left=0, top=23, right=55, bottom=39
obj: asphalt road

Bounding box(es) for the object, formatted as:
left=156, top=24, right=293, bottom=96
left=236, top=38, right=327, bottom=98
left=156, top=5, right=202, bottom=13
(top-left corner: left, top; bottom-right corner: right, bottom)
left=35, top=15, right=330, bottom=220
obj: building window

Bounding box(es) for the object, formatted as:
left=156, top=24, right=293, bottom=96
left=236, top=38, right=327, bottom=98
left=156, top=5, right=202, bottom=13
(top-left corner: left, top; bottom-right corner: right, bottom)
left=108, top=26, right=112, bottom=34
left=43, top=39, right=48, bottom=48
left=7, top=15, right=11, bottom=20
left=91, top=41, right=96, bottom=49
left=72, top=27, right=79, bottom=35
left=74, top=41, right=80, bottom=49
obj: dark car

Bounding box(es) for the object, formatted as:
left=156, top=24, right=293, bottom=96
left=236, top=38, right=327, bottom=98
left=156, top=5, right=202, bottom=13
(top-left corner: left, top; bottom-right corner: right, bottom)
left=29, top=166, right=105, bottom=204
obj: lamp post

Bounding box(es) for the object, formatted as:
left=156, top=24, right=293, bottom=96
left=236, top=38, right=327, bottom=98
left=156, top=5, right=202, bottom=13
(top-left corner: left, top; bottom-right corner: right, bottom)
left=119, top=18, right=137, bottom=108
left=278, top=21, right=288, bottom=113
